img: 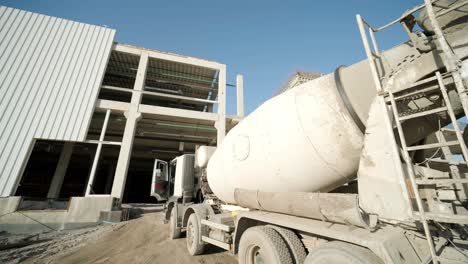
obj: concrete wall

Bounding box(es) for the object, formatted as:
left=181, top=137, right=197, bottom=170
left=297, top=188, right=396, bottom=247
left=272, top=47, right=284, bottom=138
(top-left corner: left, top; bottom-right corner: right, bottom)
left=0, top=196, right=118, bottom=234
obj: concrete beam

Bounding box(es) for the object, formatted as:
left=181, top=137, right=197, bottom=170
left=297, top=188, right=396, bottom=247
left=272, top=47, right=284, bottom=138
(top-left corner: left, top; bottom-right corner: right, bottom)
left=139, top=104, right=218, bottom=122
left=47, top=142, right=74, bottom=199
left=111, top=52, right=149, bottom=200
left=95, top=100, right=218, bottom=123
left=101, top=85, right=218, bottom=105
left=113, top=43, right=224, bottom=71
left=95, top=99, right=129, bottom=113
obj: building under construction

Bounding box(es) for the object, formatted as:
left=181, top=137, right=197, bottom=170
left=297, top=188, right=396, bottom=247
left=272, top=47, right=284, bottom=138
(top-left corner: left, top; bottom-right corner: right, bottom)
left=0, top=6, right=244, bottom=233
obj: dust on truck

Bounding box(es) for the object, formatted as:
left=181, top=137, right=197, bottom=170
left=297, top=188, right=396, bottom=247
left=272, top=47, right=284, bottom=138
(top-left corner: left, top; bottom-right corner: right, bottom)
left=163, top=1, right=468, bottom=263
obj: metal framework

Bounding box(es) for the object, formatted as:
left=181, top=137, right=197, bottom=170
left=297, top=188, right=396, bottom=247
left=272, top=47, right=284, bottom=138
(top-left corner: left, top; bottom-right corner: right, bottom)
left=92, top=43, right=244, bottom=200
left=357, top=1, right=468, bottom=263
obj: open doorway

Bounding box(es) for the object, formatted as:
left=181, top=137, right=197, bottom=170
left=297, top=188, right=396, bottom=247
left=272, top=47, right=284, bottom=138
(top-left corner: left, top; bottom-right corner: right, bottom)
left=14, top=139, right=119, bottom=210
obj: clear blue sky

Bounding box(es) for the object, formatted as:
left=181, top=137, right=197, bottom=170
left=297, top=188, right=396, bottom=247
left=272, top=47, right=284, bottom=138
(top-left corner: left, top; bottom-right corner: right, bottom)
left=1, top=0, right=422, bottom=115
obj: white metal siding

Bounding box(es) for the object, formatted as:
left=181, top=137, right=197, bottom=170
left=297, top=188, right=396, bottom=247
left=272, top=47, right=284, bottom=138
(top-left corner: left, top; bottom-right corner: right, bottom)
left=0, top=6, right=116, bottom=196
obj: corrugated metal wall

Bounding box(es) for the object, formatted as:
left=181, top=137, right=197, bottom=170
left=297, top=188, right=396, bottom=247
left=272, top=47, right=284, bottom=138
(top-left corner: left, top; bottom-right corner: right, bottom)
left=0, top=6, right=116, bottom=196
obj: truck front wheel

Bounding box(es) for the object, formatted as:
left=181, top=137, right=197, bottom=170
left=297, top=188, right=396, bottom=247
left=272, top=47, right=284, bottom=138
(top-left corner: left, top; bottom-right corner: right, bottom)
left=238, top=226, right=293, bottom=264
left=304, top=241, right=382, bottom=264
left=186, top=213, right=205, bottom=255
left=169, top=207, right=181, bottom=239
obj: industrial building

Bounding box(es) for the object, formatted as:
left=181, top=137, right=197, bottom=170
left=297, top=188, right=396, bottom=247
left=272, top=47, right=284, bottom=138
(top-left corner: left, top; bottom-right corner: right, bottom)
left=0, top=6, right=244, bottom=233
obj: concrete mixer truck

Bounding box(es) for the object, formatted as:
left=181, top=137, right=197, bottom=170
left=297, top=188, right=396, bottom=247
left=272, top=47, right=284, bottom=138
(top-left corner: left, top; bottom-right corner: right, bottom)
left=162, top=1, right=468, bottom=263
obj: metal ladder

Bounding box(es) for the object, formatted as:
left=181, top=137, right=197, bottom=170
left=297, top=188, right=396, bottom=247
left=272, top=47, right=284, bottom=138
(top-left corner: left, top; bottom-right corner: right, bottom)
left=387, top=72, right=468, bottom=223
left=357, top=1, right=468, bottom=263
left=387, top=72, right=468, bottom=263
left=434, top=129, right=468, bottom=202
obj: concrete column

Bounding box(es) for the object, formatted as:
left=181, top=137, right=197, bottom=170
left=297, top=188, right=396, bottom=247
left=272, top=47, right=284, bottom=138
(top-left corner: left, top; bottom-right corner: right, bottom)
left=111, top=52, right=148, bottom=199
left=104, top=162, right=115, bottom=194
left=236, top=74, right=244, bottom=118
left=216, top=65, right=227, bottom=145
left=47, top=142, right=74, bottom=199
left=85, top=109, right=111, bottom=196
left=207, top=103, right=213, bottom=113
left=179, top=142, right=185, bottom=152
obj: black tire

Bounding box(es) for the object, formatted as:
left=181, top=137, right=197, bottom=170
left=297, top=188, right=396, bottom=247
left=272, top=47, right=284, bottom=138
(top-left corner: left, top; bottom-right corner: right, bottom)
left=238, top=226, right=293, bottom=264
left=267, top=225, right=306, bottom=264
left=186, top=213, right=205, bottom=255
left=304, top=241, right=383, bottom=264
left=169, top=207, right=181, bottom=239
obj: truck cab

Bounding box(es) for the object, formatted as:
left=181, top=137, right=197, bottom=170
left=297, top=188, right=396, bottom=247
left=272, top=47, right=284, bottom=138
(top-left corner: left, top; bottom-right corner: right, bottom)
left=151, top=154, right=200, bottom=203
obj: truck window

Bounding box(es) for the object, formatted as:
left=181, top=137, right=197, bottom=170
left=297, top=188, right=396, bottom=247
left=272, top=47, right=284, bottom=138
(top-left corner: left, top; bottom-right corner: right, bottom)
left=169, top=163, right=176, bottom=196
left=156, top=162, right=168, bottom=181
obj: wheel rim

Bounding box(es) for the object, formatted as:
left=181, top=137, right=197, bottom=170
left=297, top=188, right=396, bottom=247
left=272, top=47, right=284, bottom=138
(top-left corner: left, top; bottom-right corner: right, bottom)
left=187, top=221, right=194, bottom=247
left=247, top=245, right=265, bottom=264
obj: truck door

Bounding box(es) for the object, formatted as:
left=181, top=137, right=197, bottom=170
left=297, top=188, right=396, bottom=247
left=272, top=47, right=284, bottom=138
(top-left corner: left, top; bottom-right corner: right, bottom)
left=172, top=155, right=195, bottom=198
left=151, top=159, right=168, bottom=201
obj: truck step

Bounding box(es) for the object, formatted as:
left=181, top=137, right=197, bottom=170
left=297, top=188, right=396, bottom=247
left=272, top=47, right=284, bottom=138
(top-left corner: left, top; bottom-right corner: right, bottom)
left=434, top=256, right=468, bottom=264
left=201, top=236, right=230, bottom=250
left=407, top=141, right=460, bottom=151
left=414, top=212, right=468, bottom=225
left=398, top=107, right=447, bottom=121
left=425, top=158, right=468, bottom=166
left=392, top=72, right=453, bottom=100
left=416, top=178, right=468, bottom=185
left=201, top=219, right=234, bottom=232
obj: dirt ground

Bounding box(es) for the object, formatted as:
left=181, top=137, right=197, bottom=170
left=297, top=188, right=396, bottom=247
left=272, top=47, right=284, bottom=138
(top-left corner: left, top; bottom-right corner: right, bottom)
left=1, top=212, right=237, bottom=264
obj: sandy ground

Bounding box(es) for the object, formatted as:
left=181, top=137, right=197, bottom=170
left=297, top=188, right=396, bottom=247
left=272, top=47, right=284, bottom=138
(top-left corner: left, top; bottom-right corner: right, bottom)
left=1, top=212, right=237, bottom=264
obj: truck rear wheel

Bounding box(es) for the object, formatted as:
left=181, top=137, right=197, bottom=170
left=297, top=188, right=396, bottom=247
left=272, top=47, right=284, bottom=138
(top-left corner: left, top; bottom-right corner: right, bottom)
left=304, top=241, right=382, bottom=264
left=267, top=225, right=306, bottom=264
left=169, top=207, right=181, bottom=239
left=186, top=213, right=205, bottom=255
left=238, top=226, right=293, bottom=264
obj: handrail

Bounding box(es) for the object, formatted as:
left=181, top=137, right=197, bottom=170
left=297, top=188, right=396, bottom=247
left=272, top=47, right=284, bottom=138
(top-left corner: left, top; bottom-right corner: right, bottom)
left=364, top=0, right=468, bottom=32
left=364, top=0, right=441, bottom=32
left=356, top=15, right=384, bottom=93
left=437, top=0, right=468, bottom=17
left=354, top=0, right=452, bottom=92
